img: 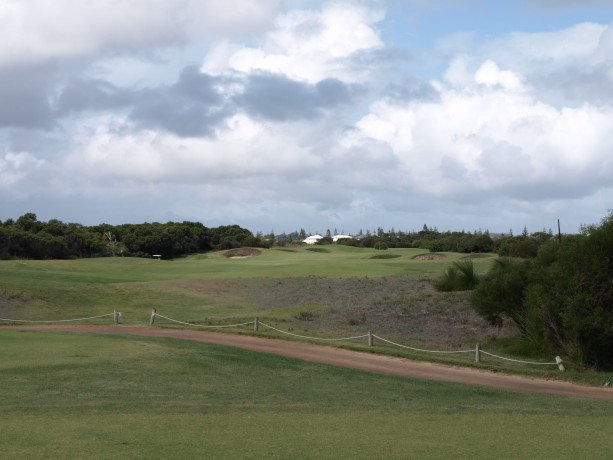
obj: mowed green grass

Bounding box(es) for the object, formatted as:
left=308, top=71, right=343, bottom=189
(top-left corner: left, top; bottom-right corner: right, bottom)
left=0, top=247, right=604, bottom=378
left=1, top=330, right=612, bottom=459
left=3, top=248, right=612, bottom=458
left=0, top=247, right=495, bottom=323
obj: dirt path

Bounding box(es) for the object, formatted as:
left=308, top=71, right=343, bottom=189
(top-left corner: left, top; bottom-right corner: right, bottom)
left=3, top=324, right=613, bottom=401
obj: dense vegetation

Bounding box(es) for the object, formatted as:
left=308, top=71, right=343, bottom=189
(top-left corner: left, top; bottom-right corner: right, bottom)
left=471, top=213, right=613, bottom=370
left=0, top=213, right=270, bottom=260
left=331, top=226, right=500, bottom=252
left=280, top=225, right=553, bottom=257
left=0, top=212, right=556, bottom=260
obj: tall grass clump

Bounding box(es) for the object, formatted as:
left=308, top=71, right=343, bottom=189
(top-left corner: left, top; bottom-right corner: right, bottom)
left=434, top=260, right=480, bottom=292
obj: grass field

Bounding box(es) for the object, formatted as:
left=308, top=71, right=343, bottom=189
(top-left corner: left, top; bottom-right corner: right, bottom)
left=0, top=247, right=606, bottom=378
left=0, top=247, right=502, bottom=347
left=0, top=246, right=491, bottom=317
left=2, top=247, right=613, bottom=458
left=1, top=330, right=612, bottom=459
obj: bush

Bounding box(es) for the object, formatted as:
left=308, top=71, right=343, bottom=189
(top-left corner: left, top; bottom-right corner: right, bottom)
left=434, top=260, right=479, bottom=292
left=471, top=212, right=613, bottom=370
left=470, top=257, right=530, bottom=331
left=295, top=311, right=316, bottom=321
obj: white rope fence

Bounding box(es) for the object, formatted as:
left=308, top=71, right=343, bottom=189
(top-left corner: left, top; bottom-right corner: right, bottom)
left=0, top=310, right=120, bottom=324
left=0, top=307, right=567, bottom=370
left=153, top=312, right=256, bottom=329
left=259, top=321, right=369, bottom=342
left=479, top=349, right=559, bottom=366
left=372, top=334, right=473, bottom=354
left=148, top=310, right=565, bottom=371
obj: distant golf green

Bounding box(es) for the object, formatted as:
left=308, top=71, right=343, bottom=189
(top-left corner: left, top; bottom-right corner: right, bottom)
left=0, top=247, right=495, bottom=324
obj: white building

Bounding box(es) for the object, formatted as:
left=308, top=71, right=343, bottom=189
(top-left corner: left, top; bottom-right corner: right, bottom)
left=303, top=234, right=354, bottom=244
left=303, top=234, right=324, bottom=244
left=332, top=234, right=353, bottom=242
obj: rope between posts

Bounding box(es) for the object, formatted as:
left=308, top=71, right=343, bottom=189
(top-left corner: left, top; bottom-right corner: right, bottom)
left=148, top=312, right=561, bottom=368
left=259, top=321, right=369, bottom=341
left=479, top=350, right=558, bottom=365
left=153, top=313, right=256, bottom=329
left=372, top=334, right=473, bottom=354
left=0, top=313, right=115, bottom=323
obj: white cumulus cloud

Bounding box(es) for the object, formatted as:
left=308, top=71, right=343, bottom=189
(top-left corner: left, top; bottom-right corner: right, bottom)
left=348, top=58, right=613, bottom=202
left=0, top=0, right=279, bottom=67
left=0, top=150, right=45, bottom=193
left=202, top=3, right=385, bottom=83
left=63, top=113, right=324, bottom=185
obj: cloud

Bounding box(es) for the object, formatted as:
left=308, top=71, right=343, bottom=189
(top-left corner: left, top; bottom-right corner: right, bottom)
left=486, top=23, right=605, bottom=67
left=348, top=58, right=613, bottom=204
left=53, top=66, right=361, bottom=137
left=521, top=0, right=613, bottom=11
left=128, top=66, right=230, bottom=137
left=0, top=150, right=46, bottom=193
left=380, top=76, right=439, bottom=104
left=202, top=2, right=384, bottom=83
left=63, top=113, right=325, bottom=185
left=441, top=22, right=613, bottom=107
left=0, top=0, right=279, bottom=67
left=1, top=1, right=613, bottom=235
left=0, top=66, right=56, bottom=129
left=53, top=78, right=133, bottom=116
left=474, top=60, right=523, bottom=91
left=236, top=73, right=357, bottom=121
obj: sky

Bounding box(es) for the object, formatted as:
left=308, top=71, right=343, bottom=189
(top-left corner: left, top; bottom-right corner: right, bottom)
left=2, top=0, right=613, bottom=235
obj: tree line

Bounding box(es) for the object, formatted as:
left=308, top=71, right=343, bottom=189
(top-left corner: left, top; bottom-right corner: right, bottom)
left=0, top=213, right=271, bottom=260
left=281, top=225, right=554, bottom=258
left=1, top=213, right=558, bottom=260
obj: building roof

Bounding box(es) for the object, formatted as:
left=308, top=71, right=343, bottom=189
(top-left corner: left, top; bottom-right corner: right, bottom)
left=332, top=234, right=353, bottom=242
left=303, top=234, right=324, bottom=244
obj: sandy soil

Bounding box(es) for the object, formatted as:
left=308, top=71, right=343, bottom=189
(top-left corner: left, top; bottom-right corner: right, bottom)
left=2, top=324, right=613, bottom=401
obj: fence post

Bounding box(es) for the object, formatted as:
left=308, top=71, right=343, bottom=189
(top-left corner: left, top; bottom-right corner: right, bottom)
left=113, top=309, right=119, bottom=324
left=555, top=356, right=565, bottom=371
left=475, top=344, right=481, bottom=363
left=368, top=330, right=373, bottom=347
left=254, top=317, right=259, bottom=332
left=149, top=308, right=157, bottom=326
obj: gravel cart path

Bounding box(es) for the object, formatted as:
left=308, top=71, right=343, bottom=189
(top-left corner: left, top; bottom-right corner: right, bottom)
left=3, top=324, right=612, bottom=401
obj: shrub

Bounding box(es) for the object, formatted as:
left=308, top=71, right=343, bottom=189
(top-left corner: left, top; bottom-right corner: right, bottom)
left=470, top=257, right=530, bottom=330
left=471, top=212, right=613, bottom=370
left=295, top=311, right=316, bottom=321
left=434, top=260, right=479, bottom=292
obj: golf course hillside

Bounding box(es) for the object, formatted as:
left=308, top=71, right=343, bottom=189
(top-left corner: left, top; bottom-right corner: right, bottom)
left=1, top=247, right=507, bottom=355
left=2, top=246, right=613, bottom=458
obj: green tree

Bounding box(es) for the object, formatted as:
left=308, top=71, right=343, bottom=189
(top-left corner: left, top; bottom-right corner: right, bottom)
left=471, top=257, right=531, bottom=330
left=16, top=212, right=40, bottom=232
left=472, top=212, right=613, bottom=369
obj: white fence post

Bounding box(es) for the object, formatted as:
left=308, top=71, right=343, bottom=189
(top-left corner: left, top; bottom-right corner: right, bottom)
left=113, top=309, right=119, bottom=324
left=475, top=344, right=481, bottom=363
left=149, top=308, right=157, bottom=325
left=254, top=317, right=259, bottom=332
left=368, top=330, right=373, bottom=347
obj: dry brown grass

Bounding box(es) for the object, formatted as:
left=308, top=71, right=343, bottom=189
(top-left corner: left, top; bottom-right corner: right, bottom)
left=221, top=248, right=262, bottom=258
left=181, top=276, right=517, bottom=350
left=412, top=253, right=445, bottom=260
left=0, top=271, right=517, bottom=352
